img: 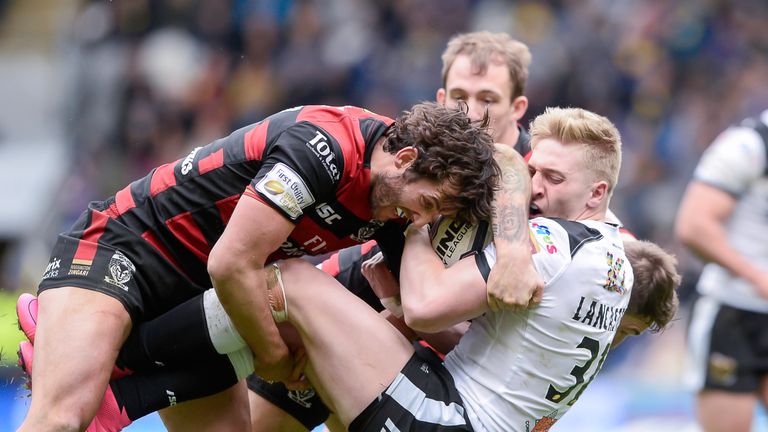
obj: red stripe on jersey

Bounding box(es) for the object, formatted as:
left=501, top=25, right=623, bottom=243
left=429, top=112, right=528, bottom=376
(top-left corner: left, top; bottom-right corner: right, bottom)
left=319, top=251, right=340, bottom=276
left=114, top=184, right=136, bottom=216
left=150, top=161, right=178, bottom=196
left=360, top=240, right=377, bottom=255
left=165, top=212, right=211, bottom=262
left=141, top=230, right=185, bottom=273
left=244, top=120, right=270, bottom=161
left=74, top=210, right=109, bottom=261
left=215, top=195, right=240, bottom=225
left=297, top=107, right=359, bottom=179
left=199, top=149, right=224, bottom=175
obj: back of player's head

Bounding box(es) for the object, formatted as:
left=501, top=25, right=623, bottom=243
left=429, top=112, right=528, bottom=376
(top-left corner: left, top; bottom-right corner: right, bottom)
left=529, top=107, right=622, bottom=197
left=441, top=31, right=532, bottom=99
left=624, top=240, right=681, bottom=332
left=384, top=101, right=500, bottom=223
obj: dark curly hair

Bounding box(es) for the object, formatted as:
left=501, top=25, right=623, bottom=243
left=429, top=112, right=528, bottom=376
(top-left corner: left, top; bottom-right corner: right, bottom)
left=383, top=101, right=499, bottom=222
left=624, top=240, right=681, bottom=332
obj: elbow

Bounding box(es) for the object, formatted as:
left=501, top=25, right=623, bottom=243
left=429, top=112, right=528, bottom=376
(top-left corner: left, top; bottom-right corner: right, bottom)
left=208, top=245, right=251, bottom=287
left=674, top=215, right=698, bottom=248
left=402, top=301, right=444, bottom=333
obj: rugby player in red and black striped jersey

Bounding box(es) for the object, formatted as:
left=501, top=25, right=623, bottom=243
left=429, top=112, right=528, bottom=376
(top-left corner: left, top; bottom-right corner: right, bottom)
left=18, top=102, right=500, bottom=432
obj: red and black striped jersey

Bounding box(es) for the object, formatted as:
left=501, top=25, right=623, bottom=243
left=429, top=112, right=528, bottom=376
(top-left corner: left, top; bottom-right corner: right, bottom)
left=102, top=105, right=399, bottom=284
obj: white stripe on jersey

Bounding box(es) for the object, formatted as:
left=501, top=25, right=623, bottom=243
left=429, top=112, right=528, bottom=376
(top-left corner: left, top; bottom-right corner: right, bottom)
left=683, top=296, right=720, bottom=391
left=385, top=372, right=468, bottom=427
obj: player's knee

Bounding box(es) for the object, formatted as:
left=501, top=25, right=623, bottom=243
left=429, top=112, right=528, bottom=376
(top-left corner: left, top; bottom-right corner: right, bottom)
left=24, top=407, right=91, bottom=432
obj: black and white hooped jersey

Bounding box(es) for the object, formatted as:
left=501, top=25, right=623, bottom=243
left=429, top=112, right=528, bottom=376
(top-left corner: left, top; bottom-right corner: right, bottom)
left=693, top=110, right=768, bottom=312
left=98, top=105, right=401, bottom=286
left=445, top=217, right=633, bottom=432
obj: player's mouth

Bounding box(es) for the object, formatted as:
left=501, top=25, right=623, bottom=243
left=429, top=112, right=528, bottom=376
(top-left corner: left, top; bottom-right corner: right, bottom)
left=529, top=203, right=542, bottom=217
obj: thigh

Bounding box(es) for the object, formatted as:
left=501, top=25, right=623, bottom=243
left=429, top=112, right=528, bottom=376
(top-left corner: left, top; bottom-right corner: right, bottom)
left=247, top=374, right=329, bottom=431
left=279, top=259, right=414, bottom=427
left=159, top=380, right=250, bottom=432
left=697, top=390, right=754, bottom=432
left=25, top=287, right=131, bottom=428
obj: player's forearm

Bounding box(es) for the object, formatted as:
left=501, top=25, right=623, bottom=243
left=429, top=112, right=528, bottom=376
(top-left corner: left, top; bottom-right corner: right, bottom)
left=400, top=227, right=480, bottom=332
left=678, top=218, right=765, bottom=285
left=491, top=144, right=531, bottom=245
left=211, top=266, right=289, bottom=365
left=490, top=144, right=533, bottom=268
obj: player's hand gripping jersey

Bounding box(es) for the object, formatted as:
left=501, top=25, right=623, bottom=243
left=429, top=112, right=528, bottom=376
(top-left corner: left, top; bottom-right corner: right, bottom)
left=445, top=217, right=633, bottom=431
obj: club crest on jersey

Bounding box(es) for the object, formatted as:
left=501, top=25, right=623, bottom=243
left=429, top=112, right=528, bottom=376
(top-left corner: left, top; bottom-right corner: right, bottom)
left=351, top=220, right=385, bottom=242
left=256, top=163, right=316, bottom=220
left=287, top=389, right=316, bottom=408
left=603, top=251, right=627, bottom=294
left=104, top=251, right=135, bottom=291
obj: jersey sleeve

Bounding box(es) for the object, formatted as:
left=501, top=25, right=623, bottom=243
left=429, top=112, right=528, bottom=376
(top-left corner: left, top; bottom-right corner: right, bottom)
left=693, top=126, right=767, bottom=196
left=474, top=217, right=571, bottom=283
left=246, top=122, right=346, bottom=222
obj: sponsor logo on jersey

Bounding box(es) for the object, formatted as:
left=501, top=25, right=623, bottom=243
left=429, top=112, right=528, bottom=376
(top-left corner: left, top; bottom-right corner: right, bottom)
left=603, top=251, right=627, bottom=294
left=68, top=258, right=93, bottom=276
left=305, top=130, right=340, bottom=181
left=571, top=296, right=626, bottom=331
left=351, top=220, right=385, bottom=242
left=315, top=202, right=342, bottom=225
left=279, top=238, right=305, bottom=257
left=527, top=410, right=559, bottom=432
left=287, top=388, right=316, bottom=408
left=531, top=222, right=557, bottom=254
left=256, top=163, right=316, bottom=219
left=166, top=390, right=177, bottom=406
left=104, top=251, right=136, bottom=291
left=708, top=352, right=738, bottom=385
left=181, top=146, right=202, bottom=175
left=42, top=257, right=61, bottom=279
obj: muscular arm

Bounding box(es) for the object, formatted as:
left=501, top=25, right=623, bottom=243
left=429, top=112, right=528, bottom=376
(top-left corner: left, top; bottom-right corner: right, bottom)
left=487, top=144, right=543, bottom=310
left=208, top=196, right=295, bottom=381
left=675, top=181, right=768, bottom=294
left=399, top=225, right=488, bottom=333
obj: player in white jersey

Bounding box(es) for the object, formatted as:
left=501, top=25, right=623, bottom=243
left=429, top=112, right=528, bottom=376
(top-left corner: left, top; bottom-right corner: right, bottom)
left=441, top=218, right=630, bottom=430
left=676, top=110, right=768, bottom=432
left=236, top=107, right=670, bottom=431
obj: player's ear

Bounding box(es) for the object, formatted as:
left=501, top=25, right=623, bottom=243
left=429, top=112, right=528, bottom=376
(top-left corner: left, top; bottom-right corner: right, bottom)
left=394, top=146, right=418, bottom=170
left=510, top=95, right=528, bottom=123
left=436, top=88, right=447, bottom=105
left=587, top=181, right=609, bottom=208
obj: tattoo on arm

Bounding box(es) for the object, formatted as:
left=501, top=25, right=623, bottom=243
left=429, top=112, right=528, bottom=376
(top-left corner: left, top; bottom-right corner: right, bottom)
left=491, top=146, right=531, bottom=244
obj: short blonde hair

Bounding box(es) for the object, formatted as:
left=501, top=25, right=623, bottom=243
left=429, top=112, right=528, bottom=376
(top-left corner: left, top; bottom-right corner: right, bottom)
left=529, top=107, right=622, bottom=196
left=441, top=31, right=532, bottom=99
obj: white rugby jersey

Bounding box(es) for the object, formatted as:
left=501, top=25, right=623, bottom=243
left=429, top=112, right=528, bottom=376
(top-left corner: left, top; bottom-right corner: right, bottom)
left=444, top=218, right=633, bottom=432
left=692, top=110, right=768, bottom=312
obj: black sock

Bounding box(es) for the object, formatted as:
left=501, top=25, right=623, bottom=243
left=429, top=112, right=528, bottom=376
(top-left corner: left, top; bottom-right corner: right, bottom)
left=111, top=354, right=240, bottom=421
left=117, top=294, right=220, bottom=372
